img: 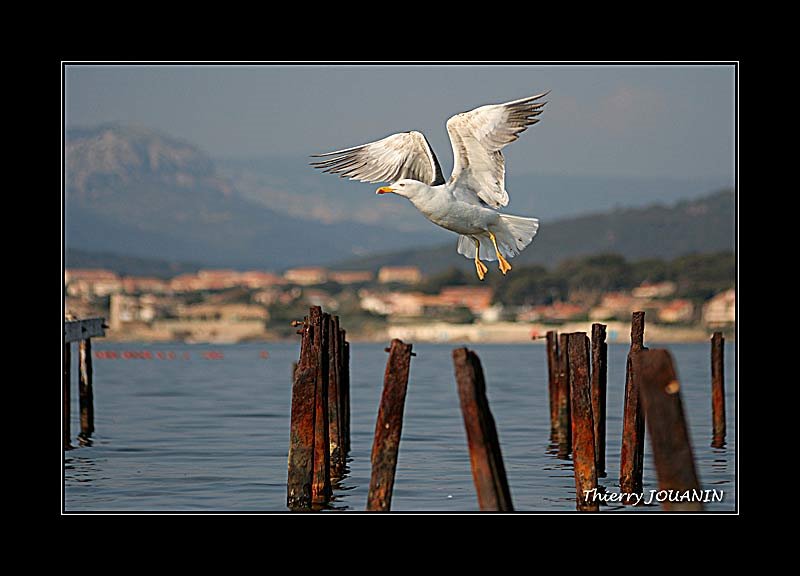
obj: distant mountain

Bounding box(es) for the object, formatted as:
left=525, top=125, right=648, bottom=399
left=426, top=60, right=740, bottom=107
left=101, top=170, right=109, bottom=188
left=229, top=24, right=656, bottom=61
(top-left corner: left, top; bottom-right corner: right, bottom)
left=219, top=155, right=732, bottom=229
left=218, top=156, right=447, bottom=236
left=65, top=125, right=734, bottom=272
left=335, top=190, right=735, bottom=274
left=65, top=126, right=449, bottom=270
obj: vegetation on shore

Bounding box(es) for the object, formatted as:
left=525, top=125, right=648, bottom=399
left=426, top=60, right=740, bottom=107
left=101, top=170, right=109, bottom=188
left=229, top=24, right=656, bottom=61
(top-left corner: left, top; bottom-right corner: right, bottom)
left=421, top=251, right=734, bottom=304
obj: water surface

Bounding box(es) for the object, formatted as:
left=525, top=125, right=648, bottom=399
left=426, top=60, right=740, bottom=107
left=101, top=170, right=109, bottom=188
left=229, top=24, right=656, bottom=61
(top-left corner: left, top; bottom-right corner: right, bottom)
left=64, top=342, right=736, bottom=512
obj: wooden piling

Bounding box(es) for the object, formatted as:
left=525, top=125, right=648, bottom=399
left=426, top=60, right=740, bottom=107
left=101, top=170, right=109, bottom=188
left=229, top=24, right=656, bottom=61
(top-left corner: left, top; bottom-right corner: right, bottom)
left=711, top=332, right=726, bottom=448
left=287, top=316, right=317, bottom=509
left=556, top=333, right=571, bottom=458
left=335, top=322, right=344, bottom=452
left=453, top=347, right=513, bottom=512
left=620, top=311, right=646, bottom=498
left=311, top=308, right=331, bottom=504
left=635, top=349, right=703, bottom=511
left=327, top=315, right=343, bottom=476
left=78, top=338, right=94, bottom=438
left=63, top=342, right=71, bottom=450
left=341, top=335, right=350, bottom=454
left=568, top=333, right=598, bottom=511
left=366, top=339, right=413, bottom=511
left=63, top=317, right=107, bottom=452
left=545, top=331, right=559, bottom=440
left=591, top=323, right=607, bottom=477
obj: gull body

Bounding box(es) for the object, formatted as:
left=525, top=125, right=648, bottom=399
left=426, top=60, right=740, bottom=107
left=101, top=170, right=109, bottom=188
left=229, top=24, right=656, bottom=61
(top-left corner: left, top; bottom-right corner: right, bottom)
left=382, top=180, right=500, bottom=235
left=312, top=92, right=549, bottom=280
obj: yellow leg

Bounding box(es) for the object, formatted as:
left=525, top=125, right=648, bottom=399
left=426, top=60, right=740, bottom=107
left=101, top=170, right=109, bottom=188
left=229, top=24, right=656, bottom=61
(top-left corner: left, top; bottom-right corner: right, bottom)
left=489, top=232, right=512, bottom=275
left=472, top=237, right=488, bottom=281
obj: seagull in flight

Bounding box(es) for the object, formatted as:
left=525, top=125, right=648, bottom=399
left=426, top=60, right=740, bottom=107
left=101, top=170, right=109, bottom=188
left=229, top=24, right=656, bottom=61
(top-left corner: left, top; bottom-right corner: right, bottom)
left=311, top=92, right=548, bottom=280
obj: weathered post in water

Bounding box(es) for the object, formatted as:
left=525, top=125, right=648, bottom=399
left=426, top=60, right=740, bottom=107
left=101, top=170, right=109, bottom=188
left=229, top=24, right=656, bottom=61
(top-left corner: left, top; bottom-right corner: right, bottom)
left=366, top=339, right=414, bottom=511
left=79, top=338, right=95, bottom=439
left=453, top=347, right=513, bottom=512
left=635, top=348, right=703, bottom=511
left=341, top=336, right=351, bottom=453
left=63, top=317, right=106, bottom=450
left=311, top=308, right=331, bottom=504
left=568, top=333, right=598, bottom=511
left=557, top=333, right=571, bottom=458
left=545, top=331, right=559, bottom=441
left=287, top=316, right=317, bottom=509
left=620, top=311, right=646, bottom=499
left=591, top=323, right=607, bottom=477
left=327, top=315, right=343, bottom=476
left=287, top=308, right=352, bottom=510
left=63, top=342, right=71, bottom=450
left=711, top=332, right=726, bottom=448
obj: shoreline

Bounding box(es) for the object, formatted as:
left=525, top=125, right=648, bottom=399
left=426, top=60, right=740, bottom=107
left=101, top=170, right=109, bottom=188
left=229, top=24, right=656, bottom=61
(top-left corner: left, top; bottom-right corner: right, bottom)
left=101, top=320, right=733, bottom=345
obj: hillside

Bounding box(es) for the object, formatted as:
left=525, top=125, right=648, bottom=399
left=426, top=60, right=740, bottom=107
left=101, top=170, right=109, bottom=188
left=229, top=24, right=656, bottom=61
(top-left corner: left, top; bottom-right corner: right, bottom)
left=65, top=125, right=734, bottom=273
left=335, top=190, right=735, bottom=274
left=65, top=126, right=448, bottom=270
left=219, top=157, right=732, bottom=227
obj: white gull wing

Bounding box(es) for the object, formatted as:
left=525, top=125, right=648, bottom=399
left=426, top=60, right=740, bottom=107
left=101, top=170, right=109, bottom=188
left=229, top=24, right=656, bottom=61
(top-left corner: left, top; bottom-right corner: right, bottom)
left=446, top=92, right=548, bottom=208
left=311, top=131, right=445, bottom=185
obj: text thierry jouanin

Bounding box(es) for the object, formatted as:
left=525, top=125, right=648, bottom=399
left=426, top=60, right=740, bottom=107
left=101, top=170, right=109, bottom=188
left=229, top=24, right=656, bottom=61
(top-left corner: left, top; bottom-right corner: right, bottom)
left=583, top=488, right=724, bottom=506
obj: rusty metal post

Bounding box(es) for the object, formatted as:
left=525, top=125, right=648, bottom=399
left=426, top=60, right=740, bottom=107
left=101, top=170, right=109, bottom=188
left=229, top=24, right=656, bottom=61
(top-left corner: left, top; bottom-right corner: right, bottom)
left=620, top=311, right=646, bottom=499
left=287, top=316, right=316, bottom=509
left=453, top=347, right=513, bottom=512
left=711, top=332, right=726, bottom=448
left=311, top=308, right=331, bottom=504
left=557, top=333, right=571, bottom=458
left=341, top=335, right=351, bottom=453
left=366, top=339, right=413, bottom=511
left=78, top=338, right=95, bottom=439
left=635, top=349, right=703, bottom=511
left=335, top=323, right=344, bottom=457
left=568, top=333, right=598, bottom=511
left=545, top=331, right=559, bottom=441
left=63, top=342, right=71, bottom=450
left=327, top=315, right=343, bottom=476
left=591, top=323, right=607, bottom=477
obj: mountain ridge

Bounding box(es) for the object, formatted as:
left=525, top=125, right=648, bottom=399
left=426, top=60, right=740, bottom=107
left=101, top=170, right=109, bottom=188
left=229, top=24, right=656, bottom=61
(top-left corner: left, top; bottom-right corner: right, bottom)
left=67, top=190, right=734, bottom=276
left=219, top=155, right=732, bottom=229
left=65, top=125, right=450, bottom=269
left=65, top=125, right=734, bottom=272
left=334, top=190, right=735, bottom=274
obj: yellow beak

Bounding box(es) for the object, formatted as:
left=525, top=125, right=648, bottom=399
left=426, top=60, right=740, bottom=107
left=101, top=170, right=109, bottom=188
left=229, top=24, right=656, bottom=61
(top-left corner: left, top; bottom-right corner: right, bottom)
left=376, top=186, right=394, bottom=195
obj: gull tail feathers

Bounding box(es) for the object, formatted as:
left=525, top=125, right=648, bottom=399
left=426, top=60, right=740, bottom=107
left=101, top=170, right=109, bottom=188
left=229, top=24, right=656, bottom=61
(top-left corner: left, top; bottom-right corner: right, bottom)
left=457, top=215, right=540, bottom=261
left=494, top=214, right=540, bottom=258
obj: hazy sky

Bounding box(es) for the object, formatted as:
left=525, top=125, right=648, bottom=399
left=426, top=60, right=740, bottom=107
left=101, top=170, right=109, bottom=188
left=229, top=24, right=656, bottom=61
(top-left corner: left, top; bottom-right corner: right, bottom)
left=64, top=64, right=735, bottom=181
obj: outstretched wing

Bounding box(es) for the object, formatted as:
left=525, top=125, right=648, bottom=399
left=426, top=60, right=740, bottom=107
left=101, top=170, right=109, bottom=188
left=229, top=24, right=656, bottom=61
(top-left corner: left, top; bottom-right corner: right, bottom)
left=446, top=92, right=548, bottom=208
left=311, top=131, right=445, bottom=185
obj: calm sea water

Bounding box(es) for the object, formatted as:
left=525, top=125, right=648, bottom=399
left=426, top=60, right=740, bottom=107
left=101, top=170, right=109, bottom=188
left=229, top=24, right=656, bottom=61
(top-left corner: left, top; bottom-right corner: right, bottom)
left=63, top=341, right=736, bottom=512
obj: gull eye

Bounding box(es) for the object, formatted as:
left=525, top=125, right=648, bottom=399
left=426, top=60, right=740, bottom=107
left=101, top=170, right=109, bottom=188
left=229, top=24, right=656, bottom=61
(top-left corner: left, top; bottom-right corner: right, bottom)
left=399, top=183, right=405, bottom=187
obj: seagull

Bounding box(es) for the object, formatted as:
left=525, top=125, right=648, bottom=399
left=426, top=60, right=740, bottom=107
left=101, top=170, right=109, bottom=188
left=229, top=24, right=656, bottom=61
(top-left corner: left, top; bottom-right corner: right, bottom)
left=311, top=92, right=548, bottom=280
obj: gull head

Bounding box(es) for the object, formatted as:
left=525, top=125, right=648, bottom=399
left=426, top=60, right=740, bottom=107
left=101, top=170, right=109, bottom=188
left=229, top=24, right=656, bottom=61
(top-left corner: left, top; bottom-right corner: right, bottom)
left=376, top=179, right=426, bottom=198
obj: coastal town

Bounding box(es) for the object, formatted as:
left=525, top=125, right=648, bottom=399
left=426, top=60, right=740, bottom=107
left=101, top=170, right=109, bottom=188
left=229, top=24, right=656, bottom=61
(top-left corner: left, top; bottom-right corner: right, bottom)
left=64, top=264, right=735, bottom=343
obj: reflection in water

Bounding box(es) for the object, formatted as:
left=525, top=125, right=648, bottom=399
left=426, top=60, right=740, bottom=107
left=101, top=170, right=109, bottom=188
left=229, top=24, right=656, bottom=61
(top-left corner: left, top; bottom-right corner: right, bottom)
left=710, top=446, right=728, bottom=474
left=323, top=465, right=354, bottom=512
left=64, top=454, right=98, bottom=485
